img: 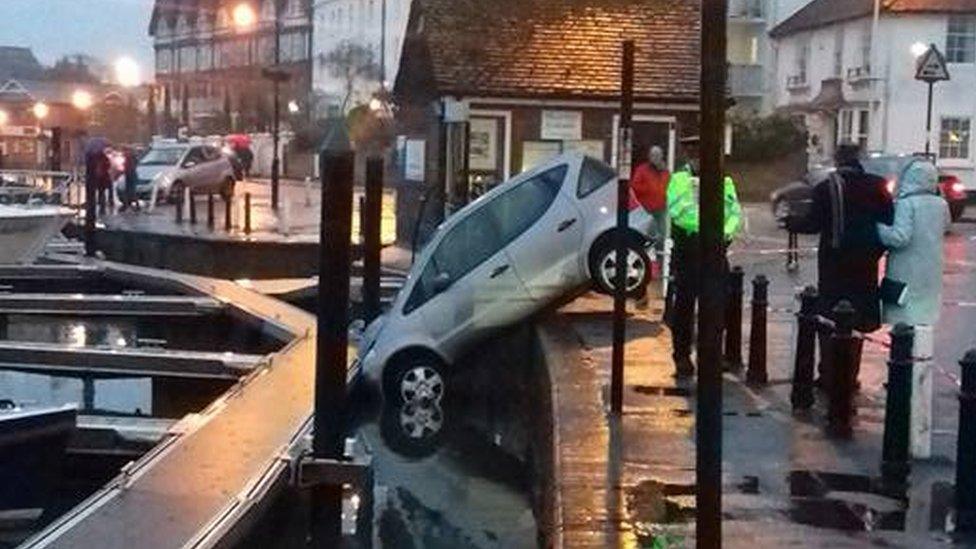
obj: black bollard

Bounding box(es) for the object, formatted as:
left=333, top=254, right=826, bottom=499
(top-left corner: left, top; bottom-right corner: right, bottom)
left=224, top=194, right=232, bottom=231
left=747, top=274, right=769, bottom=385
left=363, top=157, right=383, bottom=324
left=956, top=350, right=976, bottom=532
left=723, top=266, right=744, bottom=372
left=826, top=300, right=857, bottom=438
left=244, top=192, right=252, bottom=235
left=175, top=187, right=184, bottom=224
left=189, top=192, right=197, bottom=225
left=791, top=286, right=819, bottom=411
left=881, top=323, right=914, bottom=493
left=787, top=231, right=799, bottom=271
left=84, top=164, right=96, bottom=257
left=207, top=193, right=215, bottom=230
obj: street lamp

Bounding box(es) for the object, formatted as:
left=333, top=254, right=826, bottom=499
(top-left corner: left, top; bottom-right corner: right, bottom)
left=0, top=110, right=8, bottom=126
left=72, top=90, right=94, bottom=111
left=911, top=42, right=928, bottom=58
left=232, top=3, right=257, bottom=29
left=115, top=57, right=141, bottom=88
left=32, top=102, right=50, bottom=121
left=288, top=100, right=300, bottom=114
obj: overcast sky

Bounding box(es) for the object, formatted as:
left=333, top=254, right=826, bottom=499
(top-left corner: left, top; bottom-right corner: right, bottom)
left=1, top=0, right=155, bottom=80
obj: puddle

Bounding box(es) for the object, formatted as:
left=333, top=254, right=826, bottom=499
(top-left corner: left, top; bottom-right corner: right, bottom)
left=787, top=470, right=907, bottom=532
left=633, top=385, right=693, bottom=398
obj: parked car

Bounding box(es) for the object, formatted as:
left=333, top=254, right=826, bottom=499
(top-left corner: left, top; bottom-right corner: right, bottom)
left=115, top=143, right=237, bottom=203
left=356, top=153, right=654, bottom=404
left=771, top=153, right=967, bottom=223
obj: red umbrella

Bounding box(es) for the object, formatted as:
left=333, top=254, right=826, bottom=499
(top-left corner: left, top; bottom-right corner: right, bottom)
left=225, top=134, right=251, bottom=148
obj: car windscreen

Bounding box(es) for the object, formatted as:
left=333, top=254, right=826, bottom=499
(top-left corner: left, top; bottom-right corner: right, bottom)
left=861, top=157, right=912, bottom=180
left=139, top=147, right=186, bottom=166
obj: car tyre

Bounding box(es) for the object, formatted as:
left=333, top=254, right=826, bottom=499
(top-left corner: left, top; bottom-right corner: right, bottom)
left=383, top=351, right=447, bottom=407
left=379, top=399, right=448, bottom=459
left=589, top=233, right=651, bottom=298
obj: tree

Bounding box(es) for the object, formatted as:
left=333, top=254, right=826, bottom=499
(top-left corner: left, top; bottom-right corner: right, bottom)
left=322, top=41, right=381, bottom=112
left=46, top=55, right=102, bottom=83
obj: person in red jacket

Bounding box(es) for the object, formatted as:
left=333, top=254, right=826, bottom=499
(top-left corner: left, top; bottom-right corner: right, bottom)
left=630, top=145, right=669, bottom=307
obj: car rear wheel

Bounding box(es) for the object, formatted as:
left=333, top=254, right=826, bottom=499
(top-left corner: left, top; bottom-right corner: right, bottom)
left=383, top=352, right=447, bottom=406
left=167, top=181, right=185, bottom=205
left=589, top=234, right=650, bottom=298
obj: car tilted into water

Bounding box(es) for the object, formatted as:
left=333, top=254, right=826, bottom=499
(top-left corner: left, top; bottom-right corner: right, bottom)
left=356, top=153, right=655, bottom=404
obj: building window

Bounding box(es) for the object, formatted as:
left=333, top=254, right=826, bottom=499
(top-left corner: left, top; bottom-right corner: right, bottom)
left=947, top=16, right=976, bottom=63
left=795, top=40, right=810, bottom=83
left=156, top=49, right=172, bottom=74
left=940, top=117, right=972, bottom=159
left=838, top=109, right=869, bottom=149
left=859, top=27, right=871, bottom=71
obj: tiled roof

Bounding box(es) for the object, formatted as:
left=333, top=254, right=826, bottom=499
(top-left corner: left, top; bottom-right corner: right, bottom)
left=398, top=0, right=701, bottom=104
left=771, top=0, right=976, bottom=38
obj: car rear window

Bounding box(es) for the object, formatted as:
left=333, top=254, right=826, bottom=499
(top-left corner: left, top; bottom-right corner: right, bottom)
left=578, top=157, right=617, bottom=198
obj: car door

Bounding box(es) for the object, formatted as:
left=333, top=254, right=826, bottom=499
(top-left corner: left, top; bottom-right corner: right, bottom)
left=492, top=162, right=585, bottom=304
left=181, top=147, right=206, bottom=190
left=202, top=146, right=227, bottom=189
left=407, top=202, right=532, bottom=359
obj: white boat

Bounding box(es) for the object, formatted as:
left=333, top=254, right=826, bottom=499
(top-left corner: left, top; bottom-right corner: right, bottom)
left=0, top=205, right=74, bottom=265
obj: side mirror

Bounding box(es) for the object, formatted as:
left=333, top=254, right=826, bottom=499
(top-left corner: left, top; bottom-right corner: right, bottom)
left=431, top=272, right=452, bottom=294
left=183, top=161, right=197, bottom=169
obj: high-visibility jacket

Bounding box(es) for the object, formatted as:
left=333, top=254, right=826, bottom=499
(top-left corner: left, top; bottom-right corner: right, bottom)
left=666, top=167, right=742, bottom=240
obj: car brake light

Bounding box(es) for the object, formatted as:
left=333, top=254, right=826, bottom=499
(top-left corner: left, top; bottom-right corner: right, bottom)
left=885, top=179, right=896, bottom=195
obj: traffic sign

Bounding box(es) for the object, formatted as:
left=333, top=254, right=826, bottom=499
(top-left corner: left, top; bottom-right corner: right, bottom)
left=916, top=44, right=951, bottom=83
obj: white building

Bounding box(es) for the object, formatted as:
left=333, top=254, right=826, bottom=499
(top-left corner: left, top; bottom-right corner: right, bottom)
left=770, top=0, right=976, bottom=188
left=727, top=0, right=811, bottom=114
left=311, top=0, right=410, bottom=113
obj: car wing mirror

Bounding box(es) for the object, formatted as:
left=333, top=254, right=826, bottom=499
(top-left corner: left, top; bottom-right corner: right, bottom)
left=182, top=161, right=197, bottom=169
left=432, top=272, right=452, bottom=294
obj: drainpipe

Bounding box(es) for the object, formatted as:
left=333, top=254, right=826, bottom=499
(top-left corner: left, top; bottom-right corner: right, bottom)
left=871, top=0, right=884, bottom=151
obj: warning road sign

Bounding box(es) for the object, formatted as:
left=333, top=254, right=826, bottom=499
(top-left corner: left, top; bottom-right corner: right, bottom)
left=916, top=44, right=951, bottom=83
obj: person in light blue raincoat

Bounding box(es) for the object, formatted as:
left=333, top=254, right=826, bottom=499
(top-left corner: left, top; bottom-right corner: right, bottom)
left=876, top=159, right=950, bottom=326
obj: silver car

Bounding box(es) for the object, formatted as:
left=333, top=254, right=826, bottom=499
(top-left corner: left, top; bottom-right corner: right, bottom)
left=117, top=143, right=237, bottom=203
left=357, top=153, right=655, bottom=404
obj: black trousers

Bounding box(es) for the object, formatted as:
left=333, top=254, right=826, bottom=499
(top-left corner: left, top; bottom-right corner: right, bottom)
left=669, top=229, right=729, bottom=361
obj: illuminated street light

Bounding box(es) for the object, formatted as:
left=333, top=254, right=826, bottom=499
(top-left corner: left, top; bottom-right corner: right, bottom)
left=287, top=100, right=300, bottom=114
left=232, top=3, right=258, bottom=29
left=911, top=42, right=928, bottom=58
left=115, top=57, right=141, bottom=87
left=0, top=110, right=8, bottom=126
left=32, top=102, right=49, bottom=120
left=72, top=89, right=94, bottom=110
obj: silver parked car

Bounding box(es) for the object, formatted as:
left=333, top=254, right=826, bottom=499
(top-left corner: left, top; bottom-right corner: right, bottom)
left=116, top=143, right=237, bottom=203
left=356, top=153, right=655, bottom=404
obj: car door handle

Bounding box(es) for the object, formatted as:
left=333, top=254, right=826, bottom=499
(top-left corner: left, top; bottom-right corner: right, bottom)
left=490, top=264, right=510, bottom=279
left=557, top=218, right=577, bottom=232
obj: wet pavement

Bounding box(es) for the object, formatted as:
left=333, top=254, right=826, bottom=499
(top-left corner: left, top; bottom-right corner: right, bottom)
left=539, top=204, right=976, bottom=547
left=91, top=178, right=398, bottom=245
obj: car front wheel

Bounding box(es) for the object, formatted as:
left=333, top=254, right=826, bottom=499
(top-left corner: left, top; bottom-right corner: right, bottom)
left=383, top=352, right=447, bottom=406
left=589, top=234, right=651, bottom=298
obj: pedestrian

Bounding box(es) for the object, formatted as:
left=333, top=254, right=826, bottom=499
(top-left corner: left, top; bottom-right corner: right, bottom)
left=666, top=136, right=742, bottom=378
left=786, top=142, right=894, bottom=387
left=876, top=158, right=949, bottom=458
left=630, top=145, right=670, bottom=309
left=119, top=146, right=140, bottom=212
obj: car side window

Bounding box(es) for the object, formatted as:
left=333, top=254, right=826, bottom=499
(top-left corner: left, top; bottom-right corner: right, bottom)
left=404, top=205, right=503, bottom=314
left=183, top=148, right=204, bottom=166
left=577, top=157, right=617, bottom=198
left=489, top=164, right=567, bottom=246
left=202, top=146, right=220, bottom=161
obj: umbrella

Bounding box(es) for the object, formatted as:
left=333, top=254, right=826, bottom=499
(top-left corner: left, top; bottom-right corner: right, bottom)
left=225, top=134, right=251, bottom=148
left=84, top=136, right=111, bottom=156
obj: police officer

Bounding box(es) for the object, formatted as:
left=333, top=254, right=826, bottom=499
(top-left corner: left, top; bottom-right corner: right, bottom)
left=666, top=135, right=742, bottom=378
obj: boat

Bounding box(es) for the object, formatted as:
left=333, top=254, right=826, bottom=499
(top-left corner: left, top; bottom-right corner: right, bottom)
left=0, top=401, right=77, bottom=541
left=0, top=205, right=74, bottom=265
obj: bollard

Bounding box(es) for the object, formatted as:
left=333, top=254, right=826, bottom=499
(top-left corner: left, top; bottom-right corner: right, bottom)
left=746, top=274, right=769, bottom=385
left=175, top=188, right=184, bottom=224
left=358, top=195, right=366, bottom=245
left=787, top=231, right=799, bottom=271
left=826, top=300, right=857, bottom=438
left=224, top=194, right=232, bottom=232
left=189, top=192, right=198, bottom=225
left=723, top=266, right=744, bottom=372
left=363, top=157, right=383, bottom=324
left=790, top=286, right=819, bottom=411
left=207, top=193, right=215, bottom=230
left=84, top=168, right=96, bottom=257
left=956, top=350, right=976, bottom=532
left=244, top=192, right=252, bottom=235
left=881, top=323, right=914, bottom=493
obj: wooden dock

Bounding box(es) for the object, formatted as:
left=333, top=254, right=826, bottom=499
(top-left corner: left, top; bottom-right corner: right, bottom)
left=19, top=256, right=354, bottom=549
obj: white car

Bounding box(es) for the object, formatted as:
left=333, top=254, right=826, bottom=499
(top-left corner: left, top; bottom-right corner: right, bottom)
left=357, top=153, right=655, bottom=404
left=115, top=143, right=236, bottom=203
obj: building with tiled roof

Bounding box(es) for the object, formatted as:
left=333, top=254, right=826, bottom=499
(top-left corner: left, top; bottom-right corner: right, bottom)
left=391, top=0, right=705, bottom=245
left=770, top=0, right=976, bottom=190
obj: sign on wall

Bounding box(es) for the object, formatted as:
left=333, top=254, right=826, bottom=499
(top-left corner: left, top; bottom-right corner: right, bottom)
left=469, top=118, right=498, bottom=171
left=541, top=110, right=583, bottom=141
left=405, top=139, right=426, bottom=182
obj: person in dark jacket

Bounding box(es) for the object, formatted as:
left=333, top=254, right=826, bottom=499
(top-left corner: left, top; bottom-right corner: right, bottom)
left=787, top=142, right=894, bottom=384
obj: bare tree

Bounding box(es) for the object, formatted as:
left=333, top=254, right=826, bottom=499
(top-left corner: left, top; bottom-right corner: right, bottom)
left=322, top=41, right=380, bottom=112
